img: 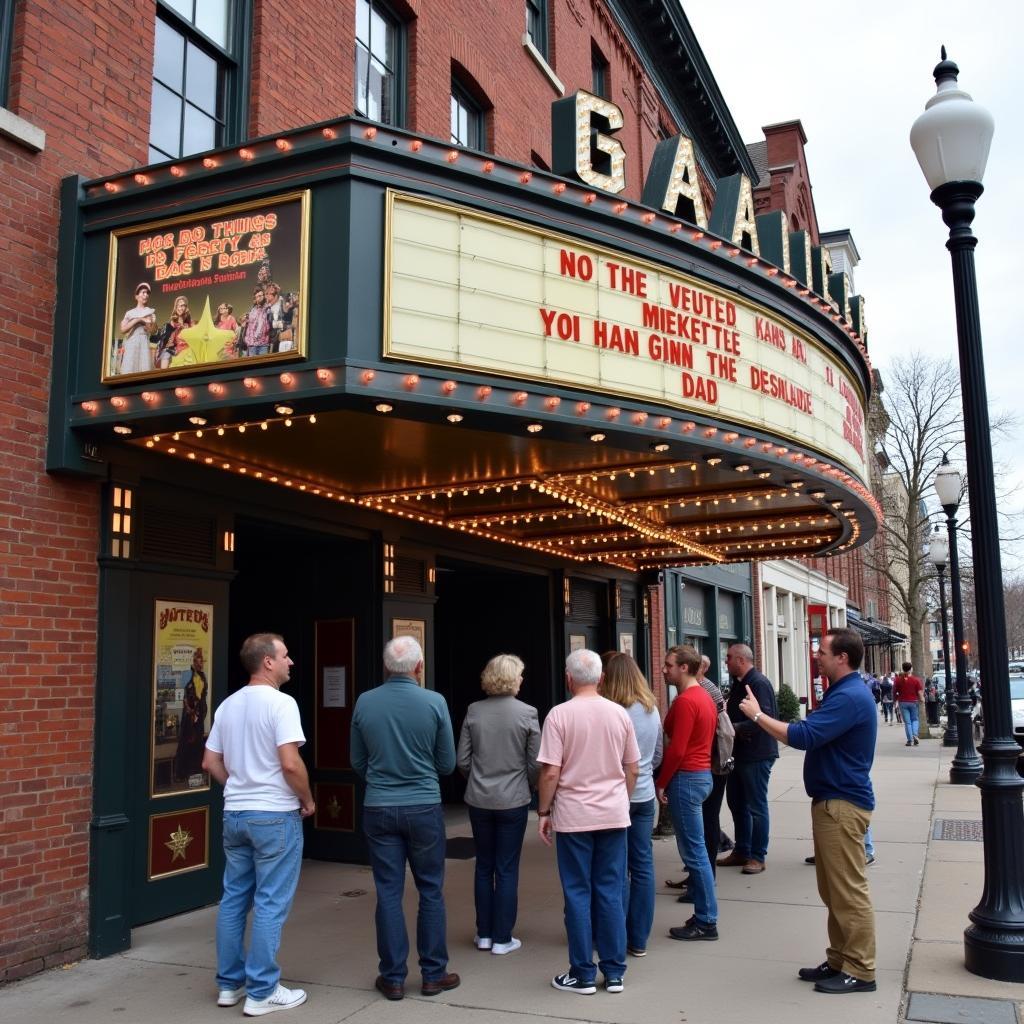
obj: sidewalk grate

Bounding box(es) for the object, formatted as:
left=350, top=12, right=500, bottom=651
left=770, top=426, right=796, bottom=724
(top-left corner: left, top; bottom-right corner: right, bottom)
left=906, top=992, right=1017, bottom=1024
left=932, top=819, right=984, bottom=841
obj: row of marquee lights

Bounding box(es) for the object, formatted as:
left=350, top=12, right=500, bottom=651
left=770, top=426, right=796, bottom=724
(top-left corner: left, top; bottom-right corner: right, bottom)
left=81, top=362, right=882, bottom=525
left=85, top=108, right=870, bottom=367
left=125, top=401, right=863, bottom=568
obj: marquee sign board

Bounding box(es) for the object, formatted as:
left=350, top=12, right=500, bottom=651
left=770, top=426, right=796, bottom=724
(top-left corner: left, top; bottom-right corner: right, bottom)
left=384, top=192, right=868, bottom=484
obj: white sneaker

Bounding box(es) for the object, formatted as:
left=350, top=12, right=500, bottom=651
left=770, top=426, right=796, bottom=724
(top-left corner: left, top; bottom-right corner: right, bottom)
left=491, top=937, right=521, bottom=955
left=475, top=935, right=492, bottom=950
left=218, top=986, right=246, bottom=1006
left=243, top=985, right=307, bottom=1016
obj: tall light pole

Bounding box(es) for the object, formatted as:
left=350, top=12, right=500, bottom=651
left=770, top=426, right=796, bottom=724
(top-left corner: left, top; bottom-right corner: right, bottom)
left=927, top=529, right=954, bottom=742
left=934, top=453, right=983, bottom=781
left=911, top=49, right=1024, bottom=982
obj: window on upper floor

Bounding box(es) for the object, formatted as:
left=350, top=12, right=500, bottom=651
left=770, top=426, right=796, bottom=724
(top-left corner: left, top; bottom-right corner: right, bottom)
left=450, top=78, right=485, bottom=150
left=149, top=0, right=250, bottom=164
left=591, top=44, right=609, bottom=99
left=526, top=0, right=548, bottom=60
left=355, top=0, right=403, bottom=127
left=1, top=0, right=16, bottom=108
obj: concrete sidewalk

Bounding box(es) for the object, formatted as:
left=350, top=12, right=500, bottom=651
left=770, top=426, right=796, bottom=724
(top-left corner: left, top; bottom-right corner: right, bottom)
left=3, top=718, right=1023, bottom=1023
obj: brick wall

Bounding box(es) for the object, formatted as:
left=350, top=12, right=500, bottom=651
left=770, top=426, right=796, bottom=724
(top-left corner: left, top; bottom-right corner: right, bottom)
left=0, top=0, right=702, bottom=981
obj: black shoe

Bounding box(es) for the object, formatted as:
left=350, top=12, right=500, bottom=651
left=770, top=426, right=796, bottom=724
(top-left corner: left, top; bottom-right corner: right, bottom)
left=804, top=855, right=816, bottom=865
left=814, top=971, right=877, bottom=994
left=665, top=876, right=690, bottom=889
left=675, top=887, right=694, bottom=903
left=719, top=833, right=734, bottom=852
left=668, top=921, right=718, bottom=941
left=798, top=961, right=840, bottom=982
left=906, top=741, right=913, bottom=746
left=913, top=738, right=919, bottom=745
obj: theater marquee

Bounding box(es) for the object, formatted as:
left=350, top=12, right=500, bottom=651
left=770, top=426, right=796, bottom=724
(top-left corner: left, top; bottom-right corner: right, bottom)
left=384, top=191, right=868, bottom=484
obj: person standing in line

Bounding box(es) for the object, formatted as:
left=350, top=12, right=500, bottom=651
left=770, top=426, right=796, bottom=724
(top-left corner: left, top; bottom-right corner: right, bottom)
left=538, top=649, right=639, bottom=995
left=893, top=662, right=924, bottom=746
left=657, top=645, right=719, bottom=942
left=202, top=633, right=314, bottom=1017
left=664, top=651, right=728, bottom=896
left=738, top=627, right=878, bottom=994
left=351, top=636, right=458, bottom=1002
left=457, top=653, right=540, bottom=956
left=600, top=653, right=663, bottom=957
left=717, top=644, right=778, bottom=875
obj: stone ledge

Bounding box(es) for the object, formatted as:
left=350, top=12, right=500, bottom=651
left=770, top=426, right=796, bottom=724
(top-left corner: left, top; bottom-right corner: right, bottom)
left=0, top=106, right=45, bottom=152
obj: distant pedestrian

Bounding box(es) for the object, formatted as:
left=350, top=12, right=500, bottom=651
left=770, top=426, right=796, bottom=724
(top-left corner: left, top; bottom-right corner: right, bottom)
left=457, top=653, right=540, bottom=956
left=657, top=645, right=719, bottom=942
left=739, top=627, right=878, bottom=994
left=351, top=637, right=458, bottom=1001
left=879, top=674, right=895, bottom=724
left=202, top=633, right=313, bottom=1016
left=538, top=649, right=640, bottom=995
left=600, top=653, right=663, bottom=957
left=894, top=662, right=924, bottom=746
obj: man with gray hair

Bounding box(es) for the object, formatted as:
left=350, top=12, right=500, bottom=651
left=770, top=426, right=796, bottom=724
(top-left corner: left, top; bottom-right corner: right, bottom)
left=537, top=648, right=640, bottom=995
left=718, top=643, right=778, bottom=875
left=351, top=637, right=458, bottom=1002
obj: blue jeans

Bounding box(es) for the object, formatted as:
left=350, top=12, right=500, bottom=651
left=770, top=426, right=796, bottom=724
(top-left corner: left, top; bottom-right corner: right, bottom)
left=362, top=803, right=448, bottom=984
left=667, top=771, right=717, bottom=925
left=726, top=759, right=775, bottom=862
left=215, top=809, right=304, bottom=1000
left=623, top=799, right=656, bottom=952
left=901, top=702, right=919, bottom=743
left=555, top=829, right=627, bottom=983
left=248, top=343, right=270, bottom=356
left=468, top=804, right=528, bottom=944
left=864, top=825, right=875, bottom=858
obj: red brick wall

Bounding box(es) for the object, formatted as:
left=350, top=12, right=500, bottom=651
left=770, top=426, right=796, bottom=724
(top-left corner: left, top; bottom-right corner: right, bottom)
left=0, top=0, right=165, bottom=981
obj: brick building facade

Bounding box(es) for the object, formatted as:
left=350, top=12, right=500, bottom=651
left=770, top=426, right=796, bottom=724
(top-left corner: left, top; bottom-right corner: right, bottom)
left=0, top=0, right=877, bottom=981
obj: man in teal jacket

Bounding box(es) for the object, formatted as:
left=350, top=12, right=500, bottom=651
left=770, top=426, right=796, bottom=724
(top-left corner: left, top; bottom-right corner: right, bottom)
left=351, top=636, right=457, bottom=1002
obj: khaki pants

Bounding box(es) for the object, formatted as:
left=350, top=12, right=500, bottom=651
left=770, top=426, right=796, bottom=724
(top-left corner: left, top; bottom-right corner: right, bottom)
left=811, top=799, right=875, bottom=981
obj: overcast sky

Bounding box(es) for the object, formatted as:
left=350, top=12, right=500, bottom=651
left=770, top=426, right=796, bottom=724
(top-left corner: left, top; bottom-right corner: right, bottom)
left=683, top=0, right=1024, bottom=571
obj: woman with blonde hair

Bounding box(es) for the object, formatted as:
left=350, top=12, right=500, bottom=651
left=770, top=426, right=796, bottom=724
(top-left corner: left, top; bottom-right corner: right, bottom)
left=457, top=653, right=540, bottom=956
left=600, top=653, right=662, bottom=956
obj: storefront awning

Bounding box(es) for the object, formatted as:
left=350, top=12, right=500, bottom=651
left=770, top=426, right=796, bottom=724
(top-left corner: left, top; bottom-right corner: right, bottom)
left=848, top=611, right=906, bottom=647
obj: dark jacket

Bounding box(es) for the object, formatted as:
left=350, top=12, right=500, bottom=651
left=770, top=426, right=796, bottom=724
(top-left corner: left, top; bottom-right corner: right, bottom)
left=727, top=667, right=779, bottom=762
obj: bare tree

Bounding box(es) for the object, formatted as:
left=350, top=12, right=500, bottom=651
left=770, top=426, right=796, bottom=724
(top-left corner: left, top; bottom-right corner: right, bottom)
left=1006, top=573, right=1024, bottom=660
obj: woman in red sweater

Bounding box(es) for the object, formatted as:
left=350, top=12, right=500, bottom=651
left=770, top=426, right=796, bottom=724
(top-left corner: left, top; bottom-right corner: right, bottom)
left=657, top=645, right=719, bottom=941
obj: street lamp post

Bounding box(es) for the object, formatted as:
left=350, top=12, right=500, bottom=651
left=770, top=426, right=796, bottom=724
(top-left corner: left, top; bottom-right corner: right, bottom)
left=934, top=453, right=983, bottom=781
left=927, top=529, right=954, bottom=743
left=911, top=49, right=1024, bottom=982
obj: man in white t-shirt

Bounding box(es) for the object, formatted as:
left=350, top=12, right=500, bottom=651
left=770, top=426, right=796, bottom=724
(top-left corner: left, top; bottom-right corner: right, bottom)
left=202, top=633, right=314, bottom=1017
left=537, top=648, right=640, bottom=996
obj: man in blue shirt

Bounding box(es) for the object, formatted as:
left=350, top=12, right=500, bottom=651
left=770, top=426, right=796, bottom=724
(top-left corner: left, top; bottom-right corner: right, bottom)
left=351, top=636, right=458, bottom=1001
left=737, top=627, right=877, bottom=995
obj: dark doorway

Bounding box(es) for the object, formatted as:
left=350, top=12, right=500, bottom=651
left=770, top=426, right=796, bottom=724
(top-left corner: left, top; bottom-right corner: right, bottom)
left=229, top=517, right=376, bottom=862
left=433, top=557, right=555, bottom=803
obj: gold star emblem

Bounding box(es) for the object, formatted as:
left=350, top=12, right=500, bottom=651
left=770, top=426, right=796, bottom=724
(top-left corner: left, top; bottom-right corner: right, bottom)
left=165, top=824, right=194, bottom=862
left=177, top=297, right=235, bottom=365
left=327, top=795, right=341, bottom=819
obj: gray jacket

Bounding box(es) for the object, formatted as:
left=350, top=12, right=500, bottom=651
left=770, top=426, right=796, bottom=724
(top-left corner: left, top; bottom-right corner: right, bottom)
left=457, top=695, right=541, bottom=809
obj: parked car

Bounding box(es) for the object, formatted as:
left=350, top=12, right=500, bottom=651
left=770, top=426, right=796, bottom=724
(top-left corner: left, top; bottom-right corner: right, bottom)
left=972, top=672, right=1024, bottom=751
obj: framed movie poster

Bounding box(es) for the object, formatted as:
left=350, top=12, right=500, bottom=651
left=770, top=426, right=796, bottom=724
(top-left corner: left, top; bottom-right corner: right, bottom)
left=151, top=600, right=214, bottom=798
left=102, top=190, right=310, bottom=382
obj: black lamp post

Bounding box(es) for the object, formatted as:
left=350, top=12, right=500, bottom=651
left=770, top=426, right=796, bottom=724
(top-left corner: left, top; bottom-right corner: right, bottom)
left=934, top=453, right=983, bottom=781
left=911, top=49, right=1024, bottom=982
left=927, top=529, right=954, bottom=740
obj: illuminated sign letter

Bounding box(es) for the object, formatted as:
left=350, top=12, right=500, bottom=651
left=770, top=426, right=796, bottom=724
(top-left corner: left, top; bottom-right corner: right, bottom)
left=811, top=245, right=834, bottom=305
left=789, top=231, right=812, bottom=287
left=708, top=174, right=760, bottom=254
left=849, top=294, right=868, bottom=344
left=828, top=272, right=853, bottom=322
left=641, top=134, right=707, bottom=228
left=551, top=90, right=626, bottom=195
left=755, top=211, right=790, bottom=274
